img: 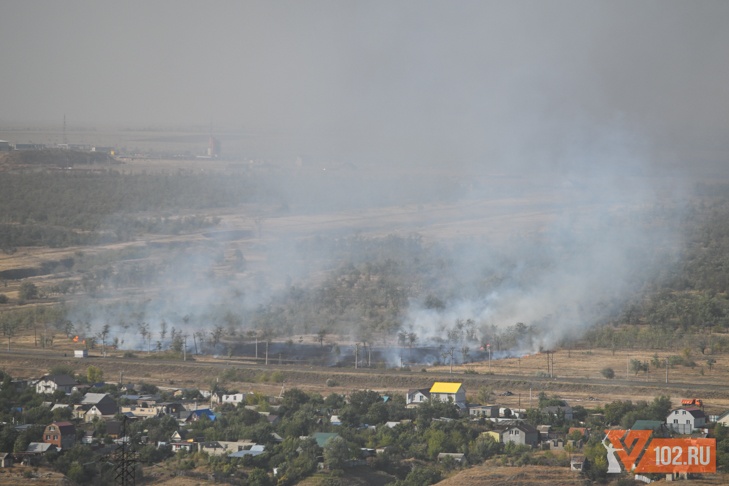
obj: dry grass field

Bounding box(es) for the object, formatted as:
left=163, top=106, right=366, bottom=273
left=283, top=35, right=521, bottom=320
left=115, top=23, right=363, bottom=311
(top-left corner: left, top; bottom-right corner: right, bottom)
left=3, top=336, right=729, bottom=419
left=437, top=463, right=729, bottom=485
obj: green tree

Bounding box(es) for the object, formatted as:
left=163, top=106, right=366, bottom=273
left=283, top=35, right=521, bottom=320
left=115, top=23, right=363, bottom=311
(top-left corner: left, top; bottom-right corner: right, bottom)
left=467, top=435, right=502, bottom=463
left=66, top=462, right=89, bottom=484
left=629, top=359, right=648, bottom=375
left=49, top=364, right=76, bottom=378
left=583, top=437, right=609, bottom=481
left=316, top=328, right=327, bottom=347
left=87, top=365, right=104, bottom=383
left=0, top=426, right=18, bottom=452
left=396, top=465, right=442, bottom=486
left=247, top=468, right=273, bottom=486
left=18, top=282, right=39, bottom=301
left=707, top=357, right=717, bottom=371
left=323, top=436, right=351, bottom=470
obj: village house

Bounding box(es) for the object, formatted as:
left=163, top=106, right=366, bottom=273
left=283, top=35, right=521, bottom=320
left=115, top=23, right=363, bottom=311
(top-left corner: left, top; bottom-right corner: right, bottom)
left=119, top=404, right=161, bottom=419
left=437, top=452, right=466, bottom=464
left=537, top=424, right=555, bottom=441
left=35, top=374, right=78, bottom=395
left=166, top=430, right=203, bottom=453
left=211, top=392, right=247, bottom=406
left=716, top=410, right=729, bottom=427
left=222, top=440, right=257, bottom=451
left=228, top=444, right=266, bottom=458
left=429, top=382, right=467, bottom=410
left=631, top=420, right=672, bottom=437
left=542, top=405, right=573, bottom=421
left=568, top=427, right=590, bottom=440
left=78, top=393, right=118, bottom=422
left=469, top=405, right=500, bottom=418
left=199, top=441, right=226, bottom=456
left=51, top=403, right=71, bottom=414
left=43, top=421, right=76, bottom=450
left=667, top=406, right=706, bottom=434
left=157, top=402, right=185, bottom=416
left=179, top=408, right=216, bottom=424
left=171, top=441, right=198, bottom=453
left=406, top=388, right=430, bottom=407
left=311, top=432, right=340, bottom=448
left=23, top=443, right=56, bottom=465
left=501, top=423, right=539, bottom=448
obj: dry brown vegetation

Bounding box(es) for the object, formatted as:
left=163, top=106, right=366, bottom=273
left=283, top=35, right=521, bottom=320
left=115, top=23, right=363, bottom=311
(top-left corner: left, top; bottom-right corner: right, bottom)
left=437, top=462, right=729, bottom=485
left=3, top=337, right=729, bottom=419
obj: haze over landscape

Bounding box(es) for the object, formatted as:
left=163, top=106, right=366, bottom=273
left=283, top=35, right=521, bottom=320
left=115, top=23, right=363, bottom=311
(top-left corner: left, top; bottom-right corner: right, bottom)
left=2, top=1, right=729, bottom=355
left=2, top=1, right=728, bottom=171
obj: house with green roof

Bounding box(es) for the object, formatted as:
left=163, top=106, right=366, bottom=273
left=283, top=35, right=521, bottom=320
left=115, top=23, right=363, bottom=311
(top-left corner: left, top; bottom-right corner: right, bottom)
left=632, top=419, right=671, bottom=437
left=311, top=432, right=340, bottom=448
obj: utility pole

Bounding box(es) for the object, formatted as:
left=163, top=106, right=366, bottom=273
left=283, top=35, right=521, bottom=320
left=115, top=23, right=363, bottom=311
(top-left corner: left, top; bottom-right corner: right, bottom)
left=183, top=335, right=187, bottom=361
left=626, top=357, right=629, bottom=380
left=550, top=352, right=555, bottom=378
left=488, top=344, right=491, bottom=372
left=665, top=357, right=669, bottom=384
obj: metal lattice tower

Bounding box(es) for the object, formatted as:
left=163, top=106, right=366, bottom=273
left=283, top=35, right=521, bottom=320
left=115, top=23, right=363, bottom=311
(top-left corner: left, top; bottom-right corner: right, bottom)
left=112, top=416, right=136, bottom=485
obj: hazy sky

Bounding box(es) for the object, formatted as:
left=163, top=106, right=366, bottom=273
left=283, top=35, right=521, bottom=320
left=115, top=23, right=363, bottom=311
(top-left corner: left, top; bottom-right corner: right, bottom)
left=2, top=1, right=728, bottom=167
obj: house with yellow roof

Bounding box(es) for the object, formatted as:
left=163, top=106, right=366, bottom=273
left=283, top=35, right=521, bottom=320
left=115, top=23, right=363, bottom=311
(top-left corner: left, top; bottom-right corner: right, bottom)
left=429, top=382, right=467, bottom=410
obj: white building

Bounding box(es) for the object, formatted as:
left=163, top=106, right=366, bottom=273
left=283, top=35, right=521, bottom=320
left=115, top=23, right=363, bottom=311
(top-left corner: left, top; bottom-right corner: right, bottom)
left=211, top=392, right=247, bottom=406
left=429, top=382, right=467, bottom=410
left=667, top=407, right=706, bottom=434
left=35, top=375, right=78, bottom=395
left=406, top=388, right=430, bottom=407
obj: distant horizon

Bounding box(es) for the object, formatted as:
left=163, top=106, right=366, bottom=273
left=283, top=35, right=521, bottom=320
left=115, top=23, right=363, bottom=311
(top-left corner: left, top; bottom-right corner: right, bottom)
left=3, top=1, right=729, bottom=175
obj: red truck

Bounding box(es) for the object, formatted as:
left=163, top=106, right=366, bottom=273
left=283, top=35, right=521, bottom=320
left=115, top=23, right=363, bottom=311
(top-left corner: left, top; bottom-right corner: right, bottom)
left=681, top=398, right=703, bottom=407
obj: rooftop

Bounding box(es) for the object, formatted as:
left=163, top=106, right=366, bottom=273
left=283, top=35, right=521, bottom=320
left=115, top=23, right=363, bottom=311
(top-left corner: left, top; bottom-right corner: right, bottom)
left=430, top=382, right=463, bottom=394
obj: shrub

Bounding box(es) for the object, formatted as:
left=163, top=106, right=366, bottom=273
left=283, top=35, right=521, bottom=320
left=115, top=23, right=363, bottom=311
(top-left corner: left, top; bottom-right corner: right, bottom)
left=601, top=367, right=615, bottom=379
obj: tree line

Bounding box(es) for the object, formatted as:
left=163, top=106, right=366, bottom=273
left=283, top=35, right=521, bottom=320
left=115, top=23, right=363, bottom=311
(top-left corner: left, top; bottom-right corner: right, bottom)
left=0, top=170, right=267, bottom=250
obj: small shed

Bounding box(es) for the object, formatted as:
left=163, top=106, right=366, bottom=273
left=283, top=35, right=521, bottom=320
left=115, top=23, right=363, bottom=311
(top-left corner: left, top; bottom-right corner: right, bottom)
left=0, top=453, right=13, bottom=468
left=438, top=452, right=466, bottom=463
left=74, top=349, right=88, bottom=358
